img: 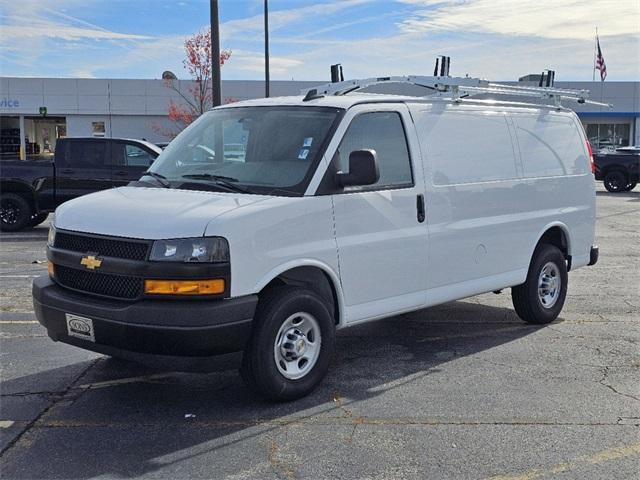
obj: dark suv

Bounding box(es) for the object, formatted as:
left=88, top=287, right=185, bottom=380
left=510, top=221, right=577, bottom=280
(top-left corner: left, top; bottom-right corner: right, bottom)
left=1, top=137, right=161, bottom=231
left=594, top=146, right=640, bottom=192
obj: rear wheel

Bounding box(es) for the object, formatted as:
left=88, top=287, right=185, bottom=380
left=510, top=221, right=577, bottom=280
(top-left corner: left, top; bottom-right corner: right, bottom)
left=512, top=244, right=568, bottom=324
left=603, top=171, right=627, bottom=192
left=0, top=193, right=33, bottom=232
left=240, top=287, right=335, bottom=401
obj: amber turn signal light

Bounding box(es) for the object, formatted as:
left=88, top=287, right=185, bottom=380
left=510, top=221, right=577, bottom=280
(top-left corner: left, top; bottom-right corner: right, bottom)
left=144, top=279, right=225, bottom=295
left=47, top=261, right=55, bottom=277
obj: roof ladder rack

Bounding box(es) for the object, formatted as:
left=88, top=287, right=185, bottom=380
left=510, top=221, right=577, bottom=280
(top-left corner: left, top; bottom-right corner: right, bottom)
left=302, top=58, right=612, bottom=109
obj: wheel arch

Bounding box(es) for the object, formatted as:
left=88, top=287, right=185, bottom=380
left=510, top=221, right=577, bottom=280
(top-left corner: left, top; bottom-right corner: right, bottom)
left=254, top=260, right=345, bottom=327
left=601, top=165, right=628, bottom=179
left=531, top=222, right=572, bottom=269
left=1, top=180, right=37, bottom=206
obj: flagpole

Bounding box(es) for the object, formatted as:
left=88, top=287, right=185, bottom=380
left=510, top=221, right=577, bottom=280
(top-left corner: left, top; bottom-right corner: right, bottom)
left=593, top=27, right=597, bottom=82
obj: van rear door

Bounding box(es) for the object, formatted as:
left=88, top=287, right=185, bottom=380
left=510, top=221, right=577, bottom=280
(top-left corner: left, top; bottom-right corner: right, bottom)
left=328, top=104, right=428, bottom=322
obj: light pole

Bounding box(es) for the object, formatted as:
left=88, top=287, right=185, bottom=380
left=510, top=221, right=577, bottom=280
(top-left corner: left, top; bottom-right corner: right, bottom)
left=211, top=0, right=222, bottom=107
left=264, top=0, right=270, bottom=98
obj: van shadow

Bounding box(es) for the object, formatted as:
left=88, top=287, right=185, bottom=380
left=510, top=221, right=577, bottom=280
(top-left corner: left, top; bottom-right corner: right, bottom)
left=2, top=300, right=548, bottom=479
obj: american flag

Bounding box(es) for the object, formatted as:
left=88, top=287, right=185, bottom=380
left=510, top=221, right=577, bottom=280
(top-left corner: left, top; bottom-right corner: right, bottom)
left=596, top=35, right=607, bottom=81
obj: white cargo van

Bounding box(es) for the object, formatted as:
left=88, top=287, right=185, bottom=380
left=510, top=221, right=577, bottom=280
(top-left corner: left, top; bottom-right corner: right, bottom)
left=33, top=75, right=599, bottom=400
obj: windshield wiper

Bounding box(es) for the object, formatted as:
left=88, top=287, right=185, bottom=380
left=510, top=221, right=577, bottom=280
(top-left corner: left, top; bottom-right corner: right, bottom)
left=181, top=174, right=253, bottom=194
left=141, top=171, right=171, bottom=188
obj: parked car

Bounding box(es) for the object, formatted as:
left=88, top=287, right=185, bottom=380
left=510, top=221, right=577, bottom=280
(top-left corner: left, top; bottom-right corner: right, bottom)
left=154, top=141, right=170, bottom=149
left=34, top=92, right=598, bottom=401
left=594, top=146, right=640, bottom=192
left=0, top=137, right=161, bottom=231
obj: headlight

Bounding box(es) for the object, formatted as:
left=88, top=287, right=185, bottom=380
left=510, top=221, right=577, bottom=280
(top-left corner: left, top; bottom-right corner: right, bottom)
left=47, top=225, right=56, bottom=247
left=149, top=237, right=229, bottom=263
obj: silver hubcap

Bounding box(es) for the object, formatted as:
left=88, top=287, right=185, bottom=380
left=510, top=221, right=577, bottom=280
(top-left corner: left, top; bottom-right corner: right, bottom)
left=538, top=262, right=561, bottom=309
left=274, top=312, right=321, bottom=380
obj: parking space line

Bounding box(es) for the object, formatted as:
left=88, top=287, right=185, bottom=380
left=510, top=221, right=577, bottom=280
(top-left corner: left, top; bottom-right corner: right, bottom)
left=77, top=373, right=175, bottom=390
left=0, top=421, right=16, bottom=428
left=0, top=275, right=42, bottom=278
left=488, top=442, right=640, bottom=480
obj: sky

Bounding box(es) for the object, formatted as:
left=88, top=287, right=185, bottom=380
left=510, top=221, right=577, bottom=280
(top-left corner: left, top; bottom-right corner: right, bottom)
left=0, top=0, right=638, bottom=82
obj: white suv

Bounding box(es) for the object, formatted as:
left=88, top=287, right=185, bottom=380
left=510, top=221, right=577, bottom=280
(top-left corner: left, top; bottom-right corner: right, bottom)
left=34, top=91, right=598, bottom=401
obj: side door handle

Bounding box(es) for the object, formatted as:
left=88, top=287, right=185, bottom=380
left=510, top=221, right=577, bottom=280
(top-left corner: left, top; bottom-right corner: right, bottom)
left=416, top=194, right=425, bottom=223
left=113, top=170, right=128, bottom=176
left=60, top=168, right=74, bottom=174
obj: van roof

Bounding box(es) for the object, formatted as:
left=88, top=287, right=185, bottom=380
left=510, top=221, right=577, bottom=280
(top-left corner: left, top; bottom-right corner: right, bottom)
left=218, top=93, right=574, bottom=113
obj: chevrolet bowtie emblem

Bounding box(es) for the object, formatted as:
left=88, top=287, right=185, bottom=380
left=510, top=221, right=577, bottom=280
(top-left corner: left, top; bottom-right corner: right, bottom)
left=80, top=255, right=102, bottom=270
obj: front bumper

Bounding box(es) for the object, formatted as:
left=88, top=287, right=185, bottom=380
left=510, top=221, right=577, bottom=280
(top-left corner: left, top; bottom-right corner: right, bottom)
left=32, top=276, right=258, bottom=371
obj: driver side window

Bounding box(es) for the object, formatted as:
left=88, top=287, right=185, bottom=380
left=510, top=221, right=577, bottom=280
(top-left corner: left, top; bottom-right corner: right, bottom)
left=337, top=111, right=413, bottom=191
left=124, top=144, right=154, bottom=167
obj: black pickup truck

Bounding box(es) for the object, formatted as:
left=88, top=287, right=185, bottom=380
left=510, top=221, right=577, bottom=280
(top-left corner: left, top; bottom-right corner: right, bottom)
left=594, top=146, right=640, bottom=193
left=0, top=137, right=161, bottom=231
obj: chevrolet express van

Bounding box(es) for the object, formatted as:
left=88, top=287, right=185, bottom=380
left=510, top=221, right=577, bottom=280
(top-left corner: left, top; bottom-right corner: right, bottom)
left=33, top=88, right=599, bottom=400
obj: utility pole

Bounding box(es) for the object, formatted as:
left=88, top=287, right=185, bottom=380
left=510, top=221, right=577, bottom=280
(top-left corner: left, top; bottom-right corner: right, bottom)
left=211, top=0, right=222, bottom=107
left=264, top=0, right=270, bottom=97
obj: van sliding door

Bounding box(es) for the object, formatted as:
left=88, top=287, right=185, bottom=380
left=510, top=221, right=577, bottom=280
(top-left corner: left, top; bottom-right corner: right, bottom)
left=415, top=106, right=523, bottom=304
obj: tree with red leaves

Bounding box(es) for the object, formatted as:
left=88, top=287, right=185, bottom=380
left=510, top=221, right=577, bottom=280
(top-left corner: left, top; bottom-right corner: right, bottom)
left=161, top=28, right=231, bottom=137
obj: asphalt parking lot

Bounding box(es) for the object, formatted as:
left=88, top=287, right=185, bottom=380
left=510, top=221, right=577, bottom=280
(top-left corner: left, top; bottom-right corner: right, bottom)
left=0, top=185, right=638, bottom=480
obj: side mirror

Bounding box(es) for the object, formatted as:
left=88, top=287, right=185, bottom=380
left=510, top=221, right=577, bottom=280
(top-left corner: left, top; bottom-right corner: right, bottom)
left=335, top=149, right=380, bottom=187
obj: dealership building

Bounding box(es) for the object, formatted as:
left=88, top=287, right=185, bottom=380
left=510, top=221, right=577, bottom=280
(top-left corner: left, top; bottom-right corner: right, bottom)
left=0, top=76, right=638, bottom=159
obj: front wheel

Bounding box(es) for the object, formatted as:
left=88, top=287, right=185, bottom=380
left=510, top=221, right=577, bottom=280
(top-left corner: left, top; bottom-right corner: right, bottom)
left=623, top=182, right=637, bottom=192
left=0, top=193, right=33, bottom=232
left=240, top=287, right=335, bottom=401
left=512, top=244, right=568, bottom=324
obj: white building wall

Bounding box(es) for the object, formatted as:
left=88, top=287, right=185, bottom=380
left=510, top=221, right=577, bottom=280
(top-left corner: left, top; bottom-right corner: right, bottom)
left=109, top=115, right=174, bottom=142
left=1, top=77, right=638, bottom=145
left=65, top=115, right=175, bottom=142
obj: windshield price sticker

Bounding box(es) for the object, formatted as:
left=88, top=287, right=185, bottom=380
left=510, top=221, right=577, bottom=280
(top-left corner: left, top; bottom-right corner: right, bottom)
left=298, top=149, right=310, bottom=160
left=303, top=137, right=313, bottom=147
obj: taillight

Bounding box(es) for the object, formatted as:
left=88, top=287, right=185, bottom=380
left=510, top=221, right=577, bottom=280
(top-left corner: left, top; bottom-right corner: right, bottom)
left=586, top=141, right=595, bottom=174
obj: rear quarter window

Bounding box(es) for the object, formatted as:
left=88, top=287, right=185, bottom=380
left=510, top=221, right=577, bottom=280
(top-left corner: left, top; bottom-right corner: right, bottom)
left=67, top=141, right=109, bottom=168
left=512, top=113, right=588, bottom=177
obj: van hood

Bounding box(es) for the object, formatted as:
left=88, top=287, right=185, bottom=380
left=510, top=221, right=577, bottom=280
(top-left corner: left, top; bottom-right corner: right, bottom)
left=54, top=186, right=268, bottom=239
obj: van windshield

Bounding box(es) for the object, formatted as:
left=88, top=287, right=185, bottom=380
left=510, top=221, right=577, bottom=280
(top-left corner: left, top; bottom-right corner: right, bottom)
left=146, top=106, right=343, bottom=196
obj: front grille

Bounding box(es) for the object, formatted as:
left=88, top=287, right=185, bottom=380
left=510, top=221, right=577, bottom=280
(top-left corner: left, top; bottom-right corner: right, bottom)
left=54, top=232, right=150, bottom=261
left=55, top=265, right=143, bottom=300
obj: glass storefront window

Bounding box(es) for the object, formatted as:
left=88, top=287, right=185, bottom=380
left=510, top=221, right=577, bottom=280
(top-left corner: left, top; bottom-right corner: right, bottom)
left=586, top=123, right=631, bottom=152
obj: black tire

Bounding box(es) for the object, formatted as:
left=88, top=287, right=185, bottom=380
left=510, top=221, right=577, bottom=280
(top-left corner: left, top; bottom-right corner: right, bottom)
left=0, top=193, right=33, bottom=232
left=240, top=286, right=335, bottom=401
left=512, top=244, right=568, bottom=324
left=26, top=212, right=49, bottom=228
left=623, top=182, right=637, bottom=192
left=603, top=171, right=627, bottom=193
